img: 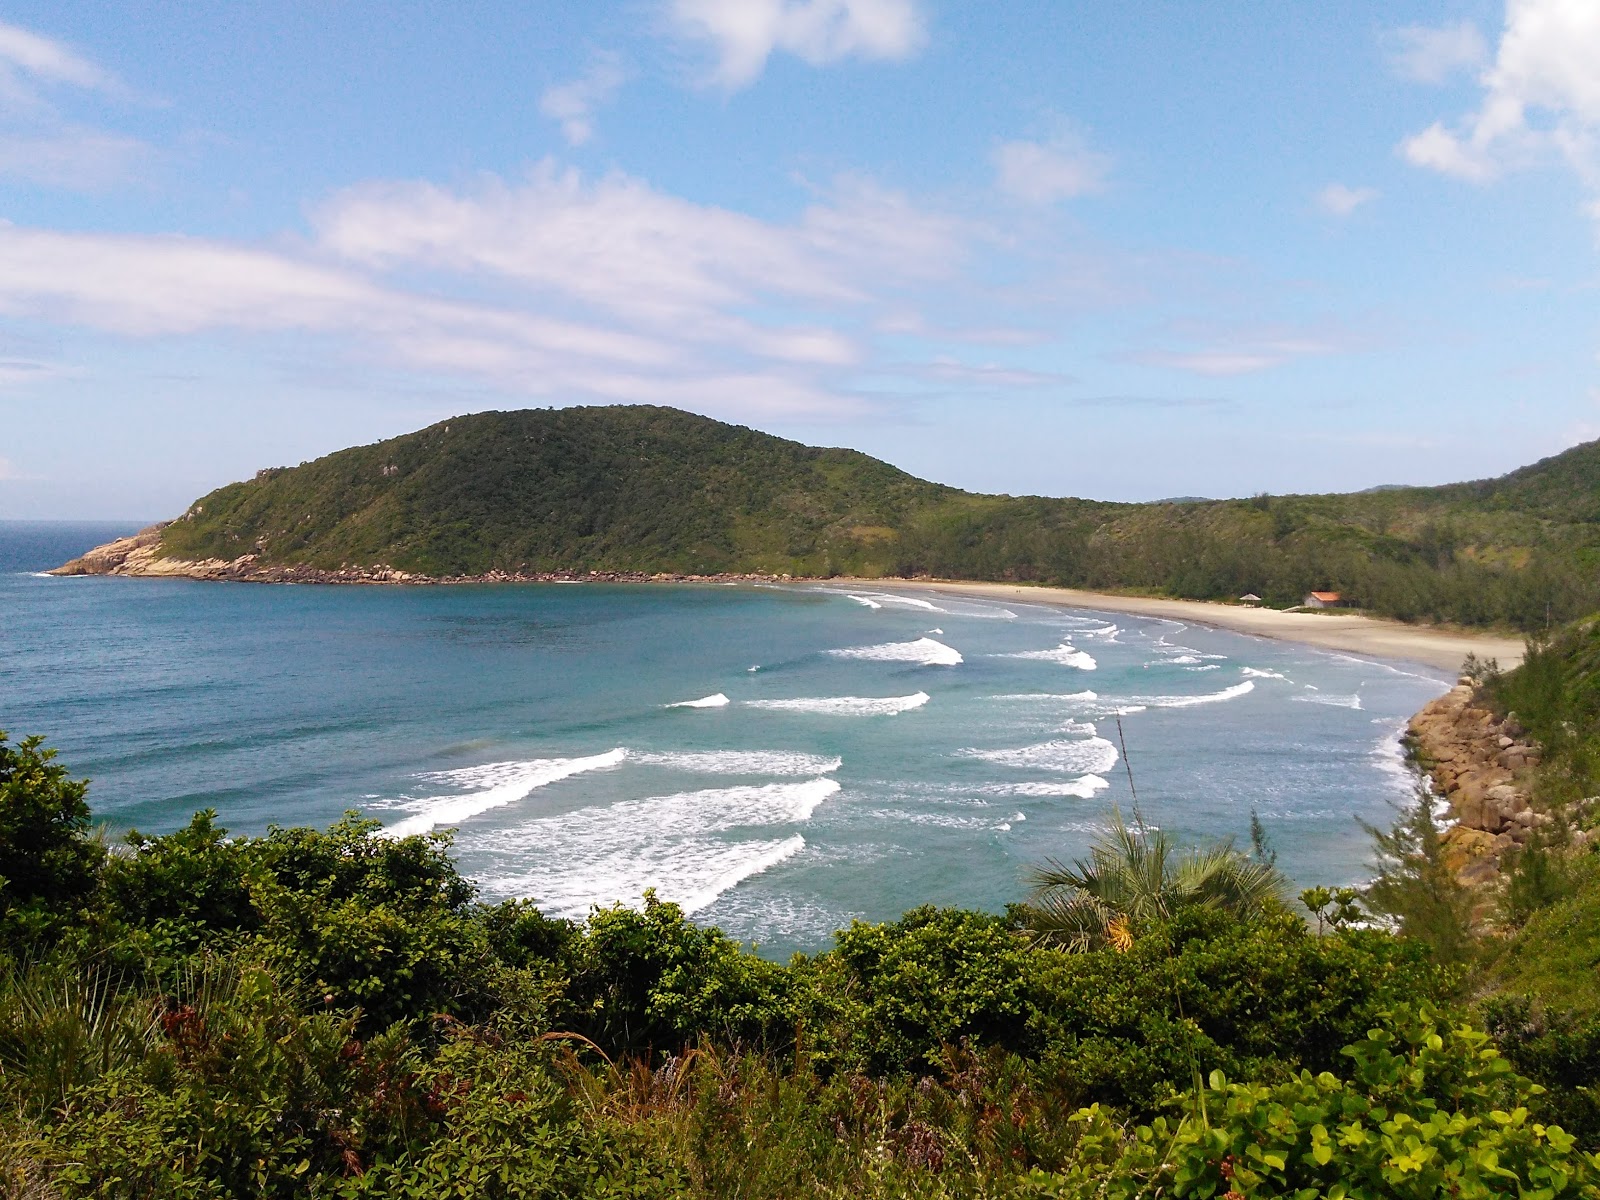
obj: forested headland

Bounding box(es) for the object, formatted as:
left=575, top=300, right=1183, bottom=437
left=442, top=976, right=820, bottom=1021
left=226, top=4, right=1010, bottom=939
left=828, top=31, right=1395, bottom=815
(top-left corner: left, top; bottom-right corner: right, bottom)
left=55, top=405, right=1600, bottom=631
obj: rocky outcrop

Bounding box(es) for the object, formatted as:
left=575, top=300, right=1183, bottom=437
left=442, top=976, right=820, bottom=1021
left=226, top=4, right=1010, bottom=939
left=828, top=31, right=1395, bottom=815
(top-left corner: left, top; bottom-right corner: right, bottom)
left=1406, top=680, right=1547, bottom=889
left=49, top=529, right=803, bottom=586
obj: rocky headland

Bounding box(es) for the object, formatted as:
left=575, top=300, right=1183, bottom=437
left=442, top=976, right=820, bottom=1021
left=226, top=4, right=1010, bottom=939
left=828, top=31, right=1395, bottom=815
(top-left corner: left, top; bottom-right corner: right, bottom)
left=1407, top=680, right=1557, bottom=890
left=47, top=523, right=801, bottom=586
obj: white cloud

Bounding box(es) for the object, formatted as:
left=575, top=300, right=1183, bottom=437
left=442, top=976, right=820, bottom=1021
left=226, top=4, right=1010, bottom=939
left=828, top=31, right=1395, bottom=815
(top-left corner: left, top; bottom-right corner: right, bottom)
left=668, top=0, right=927, bottom=89
left=1385, top=20, right=1489, bottom=84
left=0, top=163, right=987, bottom=421
left=1315, top=183, right=1379, bottom=217
left=0, top=126, right=147, bottom=188
left=539, top=54, right=626, bottom=146
left=0, top=20, right=150, bottom=190
left=313, top=163, right=966, bottom=343
left=1400, top=0, right=1600, bottom=216
left=0, top=20, right=122, bottom=96
left=1126, top=325, right=1352, bottom=377
left=993, top=132, right=1110, bottom=205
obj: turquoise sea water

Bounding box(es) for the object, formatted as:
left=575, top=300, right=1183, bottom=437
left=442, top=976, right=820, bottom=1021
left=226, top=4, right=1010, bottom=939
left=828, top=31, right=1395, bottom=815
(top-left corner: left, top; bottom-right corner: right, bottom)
left=2, top=522, right=1447, bottom=957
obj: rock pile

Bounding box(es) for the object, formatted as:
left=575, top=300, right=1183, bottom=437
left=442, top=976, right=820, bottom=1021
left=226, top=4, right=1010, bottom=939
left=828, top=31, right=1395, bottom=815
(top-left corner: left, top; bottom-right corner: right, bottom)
left=1407, top=680, right=1546, bottom=888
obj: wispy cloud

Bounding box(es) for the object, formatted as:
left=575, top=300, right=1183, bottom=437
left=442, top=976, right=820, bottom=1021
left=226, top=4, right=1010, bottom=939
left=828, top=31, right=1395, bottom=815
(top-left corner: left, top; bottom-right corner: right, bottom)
left=1400, top=0, right=1600, bottom=221
left=1315, top=183, right=1379, bottom=217
left=0, top=19, right=151, bottom=189
left=539, top=54, right=626, bottom=146
left=667, top=0, right=927, bottom=89
left=0, top=162, right=990, bottom=421
left=993, top=129, right=1111, bottom=205
left=1383, top=20, right=1488, bottom=84
left=1123, top=321, right=1359, bottom=377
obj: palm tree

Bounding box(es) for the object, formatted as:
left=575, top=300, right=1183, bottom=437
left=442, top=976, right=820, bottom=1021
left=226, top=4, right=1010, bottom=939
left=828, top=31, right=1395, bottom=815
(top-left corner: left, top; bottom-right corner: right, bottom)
left=1020, top=812, right=1287, bottom=951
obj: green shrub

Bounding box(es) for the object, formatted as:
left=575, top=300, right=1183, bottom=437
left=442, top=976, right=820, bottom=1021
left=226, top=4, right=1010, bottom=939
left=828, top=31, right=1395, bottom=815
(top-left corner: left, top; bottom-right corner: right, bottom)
left=0, top=731, right=103, bottom=946
left=1054, top=1005, right=1599, bottom=1199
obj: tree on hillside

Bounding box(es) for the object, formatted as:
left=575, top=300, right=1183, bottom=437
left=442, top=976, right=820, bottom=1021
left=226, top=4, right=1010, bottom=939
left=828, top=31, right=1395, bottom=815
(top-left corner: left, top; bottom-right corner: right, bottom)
left=1019, top=813, right=1286, bottom=951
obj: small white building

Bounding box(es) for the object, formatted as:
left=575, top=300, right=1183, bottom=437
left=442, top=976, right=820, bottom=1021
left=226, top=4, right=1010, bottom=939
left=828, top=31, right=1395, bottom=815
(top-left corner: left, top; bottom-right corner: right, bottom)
left=1239, top=593, right=1262, bottom=605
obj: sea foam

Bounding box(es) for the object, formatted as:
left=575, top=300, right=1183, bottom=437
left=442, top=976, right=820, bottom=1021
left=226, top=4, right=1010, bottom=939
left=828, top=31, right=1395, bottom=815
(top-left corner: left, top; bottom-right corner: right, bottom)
left=629, top=750, right=842, bottom=775
left=828, top=637, right=962, bottom=666
left=980, top=776, right=1110, bottom=798
left=746, top=692, right=931, bottom=716
left=667, top=693, right=730, bottom=708
left=382, top=748, right=626, bottom=838
left=474, top=777, right=838, bottom=917
left=1118, top=680, right=1255, bottom=709
left=1003, top=641, right=1098, bottom=670
left=960, top=736, right=1120, bottom=775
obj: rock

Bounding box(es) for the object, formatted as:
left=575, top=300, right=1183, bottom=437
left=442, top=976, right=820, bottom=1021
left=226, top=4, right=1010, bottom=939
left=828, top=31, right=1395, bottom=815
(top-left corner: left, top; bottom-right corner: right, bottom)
left=1498, top=735, right=1515, bottom=749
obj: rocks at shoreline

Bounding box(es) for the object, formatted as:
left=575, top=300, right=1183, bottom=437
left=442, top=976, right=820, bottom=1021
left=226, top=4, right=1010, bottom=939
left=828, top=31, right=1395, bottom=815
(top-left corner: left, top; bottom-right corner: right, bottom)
left=1407, top=680, right=1546, bottom=889
left=48, top=528, right=804, bottom=586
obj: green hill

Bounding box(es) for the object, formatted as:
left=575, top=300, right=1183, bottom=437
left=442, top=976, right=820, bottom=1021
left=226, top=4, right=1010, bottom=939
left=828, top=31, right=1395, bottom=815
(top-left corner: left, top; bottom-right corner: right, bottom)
left=132, top=404, right=1600, bottom=629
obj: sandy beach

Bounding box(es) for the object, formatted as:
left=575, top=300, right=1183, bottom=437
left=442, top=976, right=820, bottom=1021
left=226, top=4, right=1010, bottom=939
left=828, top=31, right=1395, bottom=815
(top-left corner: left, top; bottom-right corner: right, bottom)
left=841, top=579, right=1526, bottom=673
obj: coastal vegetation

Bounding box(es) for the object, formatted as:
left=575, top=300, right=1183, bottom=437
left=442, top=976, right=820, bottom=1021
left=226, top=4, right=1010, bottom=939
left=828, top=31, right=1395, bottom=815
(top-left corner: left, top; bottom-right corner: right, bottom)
left=64, top=404, right=1600, bottom=631
left=5, top=717, right=1600, bottom=1197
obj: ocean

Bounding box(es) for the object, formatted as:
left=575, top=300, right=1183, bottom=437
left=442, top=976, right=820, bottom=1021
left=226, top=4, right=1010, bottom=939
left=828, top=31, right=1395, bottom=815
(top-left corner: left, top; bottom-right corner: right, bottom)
left=2, top=521, right=1447, bottom=957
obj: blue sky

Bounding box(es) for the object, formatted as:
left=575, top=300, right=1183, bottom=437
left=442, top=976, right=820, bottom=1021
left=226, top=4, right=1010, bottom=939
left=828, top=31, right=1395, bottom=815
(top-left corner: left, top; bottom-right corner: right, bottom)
left=0, top=0, right=1596, bottom=518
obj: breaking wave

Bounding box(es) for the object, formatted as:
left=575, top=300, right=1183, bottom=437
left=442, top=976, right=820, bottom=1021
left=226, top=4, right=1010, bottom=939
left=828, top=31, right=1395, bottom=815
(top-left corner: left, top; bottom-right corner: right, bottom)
left=746, top=692, right=931, bottom=716
left=667, top=693, right=730, bottom=708
left=828, top=637, right=963, bottom=666
left=381, top=748, right=627, bottom=838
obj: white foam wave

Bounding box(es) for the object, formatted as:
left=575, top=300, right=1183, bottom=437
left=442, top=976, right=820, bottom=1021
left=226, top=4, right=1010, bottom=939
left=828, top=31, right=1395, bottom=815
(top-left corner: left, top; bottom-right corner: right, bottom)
left=1241, top=667, right=1290, bottom=681
left=844, top=592, right=945, bottom=612
left=667, top=693, right=730, bottom=708
left=746, top=692, right=931, bottom=716
left=1168, top=655, right=1202, bottom=664
left=475, top=779, right=836, bottom=917
left=630, top=750, right=842, bottom=775
left=383, top=748, right=626, bottom=838
left=1295, top=693, right=1363, bottom=710
left=979, top=775, right=1110, bottom=798
left=828, top=637, right=962, bottom=666
left=1117, top=681, right=1255, bottom=709
left=1185, top=664, right=1221, bottom=672
left=990, top=690, right=1099, bottom=703
left=1004, top=642, right=1098, bottom=670
left=960, top=737, right=1119, bottom=775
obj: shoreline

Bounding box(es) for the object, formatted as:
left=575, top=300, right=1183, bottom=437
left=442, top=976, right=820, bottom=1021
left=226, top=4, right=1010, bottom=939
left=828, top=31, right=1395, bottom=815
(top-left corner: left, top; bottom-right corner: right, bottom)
left=830, top=579, right=1525, bottom=673
left=49, top=528, right=1524, bottom=673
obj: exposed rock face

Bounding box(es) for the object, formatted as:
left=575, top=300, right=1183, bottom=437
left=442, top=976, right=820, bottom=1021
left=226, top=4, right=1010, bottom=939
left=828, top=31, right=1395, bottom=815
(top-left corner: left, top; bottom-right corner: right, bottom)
left=48, top=528, right=801, bottom=586
left=1407, top=680, right=1545, bottom=888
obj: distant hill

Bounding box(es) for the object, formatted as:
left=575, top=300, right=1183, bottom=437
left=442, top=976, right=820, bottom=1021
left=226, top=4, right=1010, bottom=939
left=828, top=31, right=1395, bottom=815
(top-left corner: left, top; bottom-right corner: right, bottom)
left=57, top=405, right=1600, bottom=630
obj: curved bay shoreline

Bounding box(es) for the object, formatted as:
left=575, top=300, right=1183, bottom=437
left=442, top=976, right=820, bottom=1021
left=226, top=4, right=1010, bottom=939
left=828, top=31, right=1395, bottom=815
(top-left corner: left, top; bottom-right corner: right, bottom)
left=52, top=525, right=1524, bottom=673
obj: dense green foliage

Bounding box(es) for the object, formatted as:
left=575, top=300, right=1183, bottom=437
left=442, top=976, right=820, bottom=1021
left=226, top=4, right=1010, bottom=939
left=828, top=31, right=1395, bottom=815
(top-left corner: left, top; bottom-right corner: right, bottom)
left=150, top=404, right=1600, bottom=629
left=24, top=734, right=1597, bottom=1196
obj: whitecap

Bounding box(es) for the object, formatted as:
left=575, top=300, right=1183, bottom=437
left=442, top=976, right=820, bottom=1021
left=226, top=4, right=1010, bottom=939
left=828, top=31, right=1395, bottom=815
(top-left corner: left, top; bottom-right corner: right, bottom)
left=978, top=775, right=1111, bottom=799
left=474, top=778, right=838, bottom=917
left=1115, top=681, right=1255, bottom=709
left=847, top=594, right=883, bottom=609
left=1295, top=693, right=1363, bottom=710
left=630, top=750, right=842, bottom=776
left=746, top=692, right=931, bottom=716
left=381, top=748, right=626, bottom=838
left=1241, top=667, right=1290, bottom=681
left=828, top=637, right=962, bottom=666
left=1003, top=641, right=1098, bottom=670
left=989, top=690, right=1099, bottom=702
left=666, top=693, right=730, bottom=708
left=959, top=737, right=1119, bottom=775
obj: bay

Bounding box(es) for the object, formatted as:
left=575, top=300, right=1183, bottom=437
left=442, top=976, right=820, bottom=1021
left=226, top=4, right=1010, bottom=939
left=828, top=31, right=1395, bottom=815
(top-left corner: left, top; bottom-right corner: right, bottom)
left=1, top=521, right=1446, bottom=957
